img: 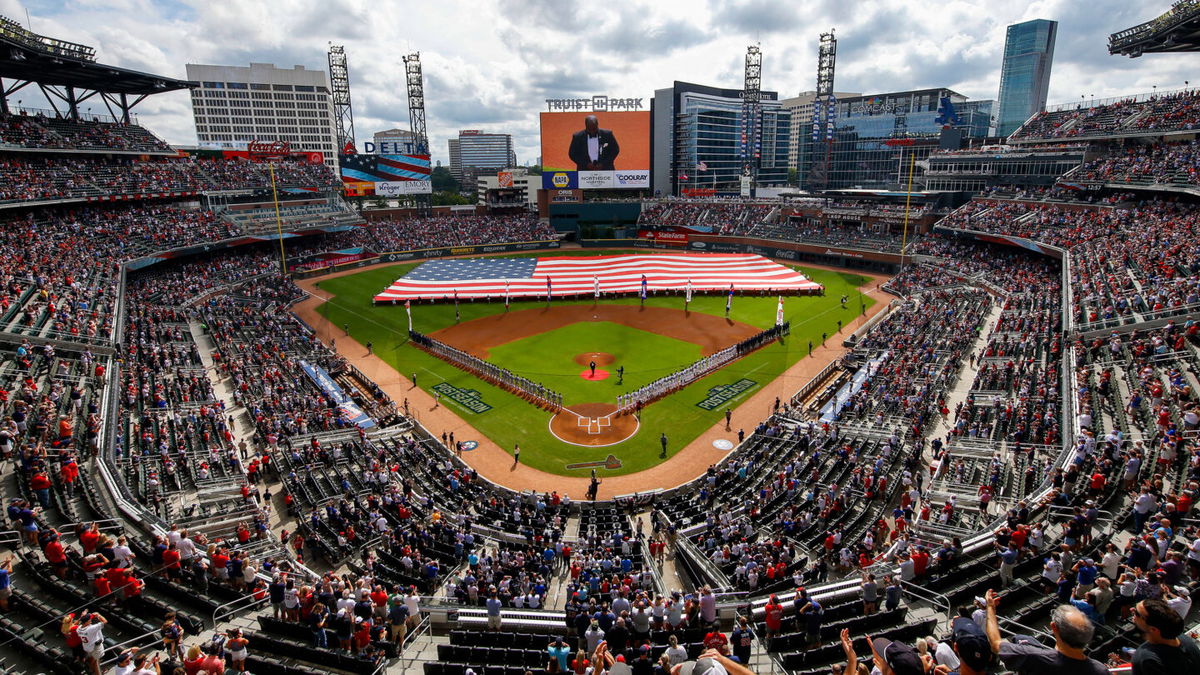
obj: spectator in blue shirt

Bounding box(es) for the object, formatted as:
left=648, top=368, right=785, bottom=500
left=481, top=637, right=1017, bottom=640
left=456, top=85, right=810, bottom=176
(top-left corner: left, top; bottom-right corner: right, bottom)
left=486, top=592, right=503, bottom=631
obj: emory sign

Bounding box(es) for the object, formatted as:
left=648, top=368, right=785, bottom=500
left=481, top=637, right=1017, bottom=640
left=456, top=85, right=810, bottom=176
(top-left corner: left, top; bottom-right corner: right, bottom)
left=546, top=95, right=644, bottom=112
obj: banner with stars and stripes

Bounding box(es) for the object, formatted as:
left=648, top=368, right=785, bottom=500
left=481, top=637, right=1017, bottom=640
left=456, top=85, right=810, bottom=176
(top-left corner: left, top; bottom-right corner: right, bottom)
left=373, top=253, right=822, bottom=302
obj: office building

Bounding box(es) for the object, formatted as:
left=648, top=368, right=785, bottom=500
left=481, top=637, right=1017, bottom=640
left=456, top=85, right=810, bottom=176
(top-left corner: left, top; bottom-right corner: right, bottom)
left=371, top=128, right=419, bottom=154
left=651, top=81, right=791, bottom=197
left=996, top=19, right=1058, bottom=136
left=780, top=90, right=861, bottom=174
left=799, top=89, right=994, bottom=191
left=185, top=62, right=338, bottom=166
left=447, top=130, right=517, bottom=187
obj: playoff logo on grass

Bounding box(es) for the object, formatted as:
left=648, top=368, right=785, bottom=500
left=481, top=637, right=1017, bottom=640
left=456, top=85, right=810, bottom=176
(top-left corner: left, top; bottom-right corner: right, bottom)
left=696, top=378, right=757, bottom=410
left=431, top=383, right=492, bottom=413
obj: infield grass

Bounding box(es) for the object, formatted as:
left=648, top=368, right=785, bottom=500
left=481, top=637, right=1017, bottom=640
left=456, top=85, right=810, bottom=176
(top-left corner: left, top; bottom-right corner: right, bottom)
left=313, top=252, right=876, bottom=478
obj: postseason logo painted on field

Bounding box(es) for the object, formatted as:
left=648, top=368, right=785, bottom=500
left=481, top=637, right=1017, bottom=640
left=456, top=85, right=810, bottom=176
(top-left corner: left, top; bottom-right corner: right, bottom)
left=431, top=382, right=492, bottom=413
left=696, top=378, right=757, bottom=410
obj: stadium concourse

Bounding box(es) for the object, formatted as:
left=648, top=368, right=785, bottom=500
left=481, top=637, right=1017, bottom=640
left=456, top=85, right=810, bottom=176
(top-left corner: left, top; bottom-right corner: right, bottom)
left=0, top=64, right=1198, bottom=675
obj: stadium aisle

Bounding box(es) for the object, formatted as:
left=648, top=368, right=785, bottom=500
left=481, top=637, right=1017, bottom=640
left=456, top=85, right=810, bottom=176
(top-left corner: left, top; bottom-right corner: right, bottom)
left=926, top=301, right=1004, bottom=453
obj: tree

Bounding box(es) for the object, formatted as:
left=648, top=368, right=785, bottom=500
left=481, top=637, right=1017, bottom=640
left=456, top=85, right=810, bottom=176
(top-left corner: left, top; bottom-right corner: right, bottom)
left=432, top=191, right=472, bottom=206
left=788, top=167, right=799, bottom=186
left=430, top=165, right=459, bottom=193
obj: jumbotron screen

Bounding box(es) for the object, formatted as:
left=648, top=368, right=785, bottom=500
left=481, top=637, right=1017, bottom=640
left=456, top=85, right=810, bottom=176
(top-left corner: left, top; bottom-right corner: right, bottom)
left=539, top=111, right=650, bottom=189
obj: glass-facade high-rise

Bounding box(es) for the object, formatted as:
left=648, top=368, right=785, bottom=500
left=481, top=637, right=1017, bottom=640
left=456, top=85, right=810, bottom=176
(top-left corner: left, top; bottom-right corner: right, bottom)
left=797, top=89, right=993, bottom=191
left=651, top=82, right=790, bottom=196
left=996, top=19, right=1057, bottom=137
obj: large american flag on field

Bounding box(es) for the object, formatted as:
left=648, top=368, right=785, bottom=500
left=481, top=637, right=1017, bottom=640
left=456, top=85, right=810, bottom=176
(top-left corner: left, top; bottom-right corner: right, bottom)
left=373, top=253, right=821, bottom=302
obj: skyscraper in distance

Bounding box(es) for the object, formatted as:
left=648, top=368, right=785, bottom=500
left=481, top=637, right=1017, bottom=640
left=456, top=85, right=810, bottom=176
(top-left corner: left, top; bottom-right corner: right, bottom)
left=996, top=19, right=1057, bottom=137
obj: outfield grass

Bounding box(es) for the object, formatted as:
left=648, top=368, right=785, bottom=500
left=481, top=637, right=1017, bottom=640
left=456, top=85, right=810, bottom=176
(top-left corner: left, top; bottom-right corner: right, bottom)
left=313, top=251, right=875, bottom=477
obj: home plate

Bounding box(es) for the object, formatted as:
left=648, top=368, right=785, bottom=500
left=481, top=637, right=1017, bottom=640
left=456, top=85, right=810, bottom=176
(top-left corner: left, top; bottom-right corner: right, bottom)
left=713, top=439, right=734, bottom=450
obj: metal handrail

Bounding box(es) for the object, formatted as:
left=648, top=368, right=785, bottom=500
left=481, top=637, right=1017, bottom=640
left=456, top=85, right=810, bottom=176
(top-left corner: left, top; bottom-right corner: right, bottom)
left=395, top=613, right=432, bottom=673
left=902, top=584, right=954, bottom=623
left=97, top=628, right=162, bottom=667
left=211, top=591, right=268, bottom=628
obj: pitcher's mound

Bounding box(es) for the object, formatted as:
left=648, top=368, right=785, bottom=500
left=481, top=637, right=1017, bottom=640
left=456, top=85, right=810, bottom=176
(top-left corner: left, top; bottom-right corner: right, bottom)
left=573, top=352, right=615, bottom=366
left=550, top=402, right=638, bottom=446
left=580, top=369, right=610, bottom=381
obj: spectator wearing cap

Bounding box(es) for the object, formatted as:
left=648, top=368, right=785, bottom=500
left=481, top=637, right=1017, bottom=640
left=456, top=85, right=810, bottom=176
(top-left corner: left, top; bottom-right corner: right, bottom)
left=1131, top=598, right=1200, bottom=674
left=949, top=616, right=994, bottom=675
left=585, top=619, right=606, bottom=654
left=673, top=648, right=756, bottom=675
left=764, top=594, right=785, bottom=646
left=542, top=636, right=570, bottom=672
left=631, top=644, right=654, bottom=675
left=983, top=589, right=1107, bottom=675
left=868, top=633, right=930, bottom=675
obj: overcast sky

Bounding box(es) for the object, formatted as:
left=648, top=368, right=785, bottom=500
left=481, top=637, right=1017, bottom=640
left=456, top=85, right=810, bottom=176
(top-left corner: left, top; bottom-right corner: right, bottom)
left=1, top=0, right=1192, bottom=165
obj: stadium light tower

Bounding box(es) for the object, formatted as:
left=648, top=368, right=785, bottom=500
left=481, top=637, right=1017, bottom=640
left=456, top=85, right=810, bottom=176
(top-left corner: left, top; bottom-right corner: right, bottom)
left=741, top=44, right=762, bottom=196
left=327, top=44, right=356, bottom=153
left=402, top=52, right=431, bottom=212
left=810, top=30, right=838, bottom=190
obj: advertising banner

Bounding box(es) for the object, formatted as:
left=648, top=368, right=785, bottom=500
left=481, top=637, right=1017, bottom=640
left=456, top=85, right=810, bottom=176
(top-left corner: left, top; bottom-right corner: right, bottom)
left=542, top=171, right=579, bottom=189
left=497, top=171, right=514, bottom=188
left=339, top=153, right=432, bottom=195
left=298, top=359, right=375, bottom=429
left=376, top=180, right=433, bottom=196
left=378, top=240, right=561, bottom=264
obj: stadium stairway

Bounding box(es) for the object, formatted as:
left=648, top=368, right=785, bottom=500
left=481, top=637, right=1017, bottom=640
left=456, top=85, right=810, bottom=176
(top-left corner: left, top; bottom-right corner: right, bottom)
left=925, top=300, right=1002, bottom=451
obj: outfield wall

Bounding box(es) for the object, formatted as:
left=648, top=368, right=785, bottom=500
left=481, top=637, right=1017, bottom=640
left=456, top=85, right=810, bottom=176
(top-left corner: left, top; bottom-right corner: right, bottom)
left=291, top=239, right=561, bottom=279
left=687, top=235, right=904, bottom=273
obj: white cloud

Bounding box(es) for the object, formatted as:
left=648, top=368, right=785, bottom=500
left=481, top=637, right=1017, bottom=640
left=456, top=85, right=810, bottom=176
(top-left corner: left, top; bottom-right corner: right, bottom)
left=0, top=0, right=1190, bottom=164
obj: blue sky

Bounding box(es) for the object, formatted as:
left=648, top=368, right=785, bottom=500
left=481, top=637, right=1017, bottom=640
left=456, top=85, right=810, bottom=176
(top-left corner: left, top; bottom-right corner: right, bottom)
left=0, top=0, right=1191, bottom=164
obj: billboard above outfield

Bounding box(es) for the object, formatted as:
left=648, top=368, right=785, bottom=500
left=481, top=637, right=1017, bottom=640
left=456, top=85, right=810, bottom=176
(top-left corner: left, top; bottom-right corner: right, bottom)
left=339, top=153, right=432, bottom=196
left=540, top=111, right=650, bottom=189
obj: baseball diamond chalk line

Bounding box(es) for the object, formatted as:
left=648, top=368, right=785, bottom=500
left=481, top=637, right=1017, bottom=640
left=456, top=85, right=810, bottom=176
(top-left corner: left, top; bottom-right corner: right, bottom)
left=549, top=403, right=643, bottom=446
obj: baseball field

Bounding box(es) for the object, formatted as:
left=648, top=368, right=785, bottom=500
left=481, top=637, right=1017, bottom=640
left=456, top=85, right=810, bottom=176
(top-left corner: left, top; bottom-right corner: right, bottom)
left=311, top=251, right=875, bottom=478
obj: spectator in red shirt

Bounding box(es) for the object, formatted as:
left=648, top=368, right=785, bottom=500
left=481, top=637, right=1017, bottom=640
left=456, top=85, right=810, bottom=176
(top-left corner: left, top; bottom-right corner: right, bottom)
left=911, top=546, right=931, bottom=577
left=704, top=628, right=730, bottom=655
left=764, top=594, right=785, bottom=644
left=162, top=544, right=182, bottom=579
left=79, top=522, right=100, bottom=554
left=44, top=535, right=68, bottom=578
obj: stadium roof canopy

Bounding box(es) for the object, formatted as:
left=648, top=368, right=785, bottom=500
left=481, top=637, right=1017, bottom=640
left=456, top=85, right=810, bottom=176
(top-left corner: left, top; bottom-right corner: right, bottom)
left=0, top=15, right=193, bottom=121
left=1109, top=0, right=1200, bottom=56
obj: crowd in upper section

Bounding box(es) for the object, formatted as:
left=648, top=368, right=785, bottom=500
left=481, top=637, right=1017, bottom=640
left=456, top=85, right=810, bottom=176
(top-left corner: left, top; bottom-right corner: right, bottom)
left=0, top=111, right=174, bottom=152
left=1010, top=89, right=1200, bottom=141
left=0, top=155, right=339, bottom=203
left=1069, top=141, right=1200, bottom=187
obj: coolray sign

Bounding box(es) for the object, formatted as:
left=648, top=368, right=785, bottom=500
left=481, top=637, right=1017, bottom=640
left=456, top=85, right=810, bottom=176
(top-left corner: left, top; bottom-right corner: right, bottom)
left=696, top=378, right=758, bottom=410
left=546, top=96, right=644, bottom=111
left=614, top=170, right=650, bottom=188
left=376, top=180, right=432, bottom=196
left=430, top=382, right=492, bottom=413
